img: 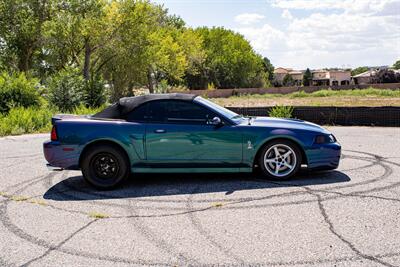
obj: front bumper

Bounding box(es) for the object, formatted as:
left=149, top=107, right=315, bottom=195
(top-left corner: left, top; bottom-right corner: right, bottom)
left=306, top=142, right=341, bottom=170
left=43, top=141, right=80, bottom=170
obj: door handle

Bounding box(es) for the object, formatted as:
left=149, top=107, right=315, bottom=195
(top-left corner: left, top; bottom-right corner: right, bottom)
left=154, top=129, right=166, bottom=133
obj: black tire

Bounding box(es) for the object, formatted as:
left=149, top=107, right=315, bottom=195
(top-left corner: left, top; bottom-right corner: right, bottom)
left=81, top=144, right=129, bottom=189
left=258, top=139, right=302, bottom=180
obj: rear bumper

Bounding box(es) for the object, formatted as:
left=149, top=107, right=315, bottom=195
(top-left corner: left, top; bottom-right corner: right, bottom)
left=46, top=164, right=63, bottom=171
left=306, top=142, right=341, bottom=170
left=43, top=141, right=80, bottom=170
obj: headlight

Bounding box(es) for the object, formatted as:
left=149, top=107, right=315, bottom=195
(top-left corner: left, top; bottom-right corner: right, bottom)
left=315, top=134, right=336, bottom=144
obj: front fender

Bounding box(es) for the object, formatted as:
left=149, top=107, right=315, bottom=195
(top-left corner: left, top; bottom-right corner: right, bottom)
left=243, top=128, right=312, bottom=167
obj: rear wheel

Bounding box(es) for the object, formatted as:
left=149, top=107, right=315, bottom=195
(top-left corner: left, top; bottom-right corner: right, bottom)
left=258, top=140, right=302, bottom=180
left=81, top=144, right=129, bottom=189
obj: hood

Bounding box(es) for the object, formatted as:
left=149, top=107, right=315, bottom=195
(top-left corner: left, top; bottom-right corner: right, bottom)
left=242, top=117, right=330, bottom=134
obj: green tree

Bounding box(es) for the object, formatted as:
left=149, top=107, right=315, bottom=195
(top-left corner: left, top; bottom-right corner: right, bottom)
left=351, top=66, right=369, bottom=76
left=303, top=68, right=312, bottom=86
left=188, top=27, right=266, bottom=89
left=392, top=60, right=400, bottom=70
left=282, top=74, right=294, bottom=87
left=100, top=0, right=189, bottom=97
left=262, top=57, right=274, bottom=83
left=0, top=0, right=53, bottom=72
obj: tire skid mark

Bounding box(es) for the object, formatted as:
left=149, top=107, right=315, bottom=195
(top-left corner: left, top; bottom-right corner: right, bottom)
left=170, top=152, right=399, bottom=266
left=2, top=155, right=43, bottom=169
left=1, top=173, right=51, bottom=193
left=8, top=151, right=399, bottom=217
left=42, top=152, right=382, bottom=205
left=4, top=151, right=399, bottom=218
left=0, top=256, right=14, bottom=267
left=309, top=190, right=397, bottom=267
left=46, top=153, right=390, bottom=208
left=186, top=185, right=247, bottom=265
left=0, top=175, right=170, bottom=266
left=49, top=172, right=203, bottom=265
left=1, top=149, right=399, bottom=266
left=123, top=184, right=201, bottom=265
left=0, top=153, right=41, bottom=160
left=20, top=219, right=98, bottom=267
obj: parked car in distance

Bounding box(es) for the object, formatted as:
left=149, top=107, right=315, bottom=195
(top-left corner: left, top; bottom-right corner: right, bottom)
left=43, top=93, right=341, bottom=189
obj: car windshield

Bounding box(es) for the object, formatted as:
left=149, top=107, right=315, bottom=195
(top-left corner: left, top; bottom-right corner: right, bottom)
left=194, top=97, right=244, bottom=123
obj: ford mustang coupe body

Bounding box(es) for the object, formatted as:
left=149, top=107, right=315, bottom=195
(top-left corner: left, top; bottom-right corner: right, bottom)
left=43, top=93, right=341, bottom=189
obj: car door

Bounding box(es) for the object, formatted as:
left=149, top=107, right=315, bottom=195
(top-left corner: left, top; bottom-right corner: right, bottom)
left=143, top=100, right=243, bottom=167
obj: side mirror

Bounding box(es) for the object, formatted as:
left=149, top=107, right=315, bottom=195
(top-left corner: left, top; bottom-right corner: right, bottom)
left=211, top=116, right=222, bottom=126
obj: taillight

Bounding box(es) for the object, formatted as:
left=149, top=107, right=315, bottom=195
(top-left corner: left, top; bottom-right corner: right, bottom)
left=51, top=126, right=58, bottom=141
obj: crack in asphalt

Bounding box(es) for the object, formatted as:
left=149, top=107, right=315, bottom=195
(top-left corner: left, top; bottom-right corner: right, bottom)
left=309, top=190, right=397, bottom=267
left=186, top=185, right=247, bottom=265
left=20, top=220, right=98, bottom=267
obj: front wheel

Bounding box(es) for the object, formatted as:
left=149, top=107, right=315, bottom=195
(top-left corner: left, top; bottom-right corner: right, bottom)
left=258, top=140, right=302, bottom=180
left=81, top=144, right=129, bottom=189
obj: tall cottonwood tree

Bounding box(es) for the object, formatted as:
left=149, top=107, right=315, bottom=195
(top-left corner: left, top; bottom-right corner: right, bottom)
left=0, top=0, right=53, bottom=72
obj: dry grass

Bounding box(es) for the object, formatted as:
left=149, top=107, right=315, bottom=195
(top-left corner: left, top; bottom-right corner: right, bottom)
left=28, top=199, right=48, bottom=206
left=212, top=88, right=400, bottom=107
left=211, top=202, right=224, bottom=208
left=88, top=211, right=110, bottom=219
left=213, top=96, right=400, bottom=107
left=10, top=195, right=29, bottom=202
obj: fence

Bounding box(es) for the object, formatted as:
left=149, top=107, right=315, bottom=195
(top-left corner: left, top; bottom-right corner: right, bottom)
left=227, top=106, right=400, bottom=127
left=187, top=83, right=400, bottom=98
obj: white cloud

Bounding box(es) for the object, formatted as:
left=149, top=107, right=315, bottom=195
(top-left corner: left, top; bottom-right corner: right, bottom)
left=234, top=13, right=265, bottom=25
left=235, top=0, right=400, bottom=69
left=271, top=0, right=361, bottom=11
left=270, top=0, right=400, bottom=15
left=281, top=9, right=293, bottom=20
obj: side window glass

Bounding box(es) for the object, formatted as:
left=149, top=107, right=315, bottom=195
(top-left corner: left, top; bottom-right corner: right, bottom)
left=166, top=101, right=215, bottom=124
left=126, top=100, right=217, bottom=124
left=126, top=103, right=148, bottom=122
left=147, top=101, right=168, bottom=123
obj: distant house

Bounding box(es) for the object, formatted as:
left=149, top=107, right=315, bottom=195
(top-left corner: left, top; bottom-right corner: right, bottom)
left=352, top=70, right=378, bottom=85
left=288, top=71, right=303, bottom=86
left=328, top=70, right=351, bottom=86
left=273, top=67, right=292, bottom=86
left=274, top=68, right=351, bottom=87
left=312, top=70, right=330, bottom=86
left=312, top=70, right=351, bottom=86
left=273, top=67, right=303, bottom=86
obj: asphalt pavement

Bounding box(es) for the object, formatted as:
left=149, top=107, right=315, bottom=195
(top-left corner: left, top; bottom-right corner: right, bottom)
left=0, top=127, right=399, bottom=267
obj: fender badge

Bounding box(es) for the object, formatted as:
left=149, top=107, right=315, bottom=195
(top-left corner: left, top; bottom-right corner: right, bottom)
left=247, top=141, right=253, bottom=150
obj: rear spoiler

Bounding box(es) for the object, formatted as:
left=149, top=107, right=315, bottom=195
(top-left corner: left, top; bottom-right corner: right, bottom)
left=51, top=114, right=124, bottom=125
left=51, top=114, right=88, bottom=125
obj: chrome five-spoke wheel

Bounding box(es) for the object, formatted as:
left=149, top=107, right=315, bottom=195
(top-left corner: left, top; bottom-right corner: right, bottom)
left=259, top=140, right=302, bottom=180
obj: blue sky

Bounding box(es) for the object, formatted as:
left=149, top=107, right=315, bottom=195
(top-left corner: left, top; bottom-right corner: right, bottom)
left=153, top=0, right=400, bottom=70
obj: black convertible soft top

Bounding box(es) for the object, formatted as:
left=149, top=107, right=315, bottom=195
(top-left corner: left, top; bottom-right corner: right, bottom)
left=92, top=93, right=197, bottom=119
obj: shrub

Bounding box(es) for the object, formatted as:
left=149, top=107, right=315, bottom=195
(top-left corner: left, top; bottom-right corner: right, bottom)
left=47, top=68, right=85, bottom=112
left=72, top=104, right=107, bottom=115
left=269, top=105, right=294, bottom=118
left=0, top=106, right=53, bottom=136
left=0, top=72, right=41, bottom=114
left=84, top=75, right=106, bottom=108
left=155, top=79, right=170, bottom=93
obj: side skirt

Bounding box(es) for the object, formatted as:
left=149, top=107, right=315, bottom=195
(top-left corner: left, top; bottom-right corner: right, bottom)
left=132, top=167, right=253, bottom=173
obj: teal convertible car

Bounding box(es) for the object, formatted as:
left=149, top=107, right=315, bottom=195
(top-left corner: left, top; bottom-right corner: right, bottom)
left=44, top=93, right=341, bottom=189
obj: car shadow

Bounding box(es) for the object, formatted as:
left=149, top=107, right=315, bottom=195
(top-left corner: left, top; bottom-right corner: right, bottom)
left=43, top=169, right=351, bottom=201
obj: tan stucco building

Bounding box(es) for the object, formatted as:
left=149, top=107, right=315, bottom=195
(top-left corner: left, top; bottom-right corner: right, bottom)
left=273, top=67, right=303, bottom=86
left=312, top=70, right=351, bottom=86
